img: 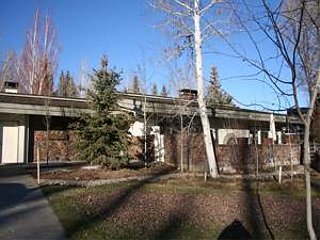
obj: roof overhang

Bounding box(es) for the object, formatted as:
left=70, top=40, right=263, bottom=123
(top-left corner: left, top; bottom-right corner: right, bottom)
left=0, top=92, right=303, bottom=124
left=214, top=108, right=302, bottom=124
left=0, top=102, right=91, bottom=117
left=0, top=93, right=90, bottom=117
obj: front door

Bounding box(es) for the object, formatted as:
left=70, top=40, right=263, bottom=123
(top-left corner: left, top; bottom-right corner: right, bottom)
left=0, top=126, right=2, bottom=163
left=1, top=124, right=19, bottom=164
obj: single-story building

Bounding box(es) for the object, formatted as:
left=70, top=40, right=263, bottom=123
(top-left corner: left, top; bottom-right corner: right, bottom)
left=0, top=85, right=303, bottom=173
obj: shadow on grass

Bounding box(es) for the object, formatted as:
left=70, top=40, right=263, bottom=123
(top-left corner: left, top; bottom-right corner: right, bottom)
left=241, top=177, right=274, bottom=239
left=218, top=219, right=252, bottom=240
left=64, top=166, right=176, bottom=239
left=241, top=144, right=275, bottom=239
left=150, top=194, right=194, bottom=240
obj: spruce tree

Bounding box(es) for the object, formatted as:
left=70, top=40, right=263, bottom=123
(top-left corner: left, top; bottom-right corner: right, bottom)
left=66, top=71, right=78, bottom=97
left=58, top=70, right=79, bottom=97
left=311, top=101, right=320, bottom=142
left=151, top=83, right=158, bottom=95
left=207, top=66, right=234, bottom=108
left=131, top=75, right=141, bottom=93
left=160, top=85, right=168, bottom=96
left=73, top=56, right=132, bottom=169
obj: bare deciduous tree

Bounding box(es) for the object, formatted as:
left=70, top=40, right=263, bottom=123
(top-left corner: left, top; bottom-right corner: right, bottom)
left=20, top=9, right=59, bottom=95
left=18, top=9, right=59, bottom=173
left=151, top=0, right=225, bottom=178
left=169, top=61, right=198, bottom=173
left=220, top=0, right=319, bottom=238
left=0, top=51, right=20, bottom=91
left=77, top=59, right=91, bottom=98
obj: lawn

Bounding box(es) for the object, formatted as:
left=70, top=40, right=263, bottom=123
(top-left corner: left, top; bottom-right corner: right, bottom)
left=42, top=175, right=320, bottom=240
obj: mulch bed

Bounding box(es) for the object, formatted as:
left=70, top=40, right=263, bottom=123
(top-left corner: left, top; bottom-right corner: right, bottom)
left=37, top=162, right=177, bottom=184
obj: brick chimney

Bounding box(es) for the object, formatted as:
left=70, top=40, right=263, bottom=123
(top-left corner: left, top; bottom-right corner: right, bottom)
left=178, top=89, right=197, bottom=100
left=4, top=81, right=19, bottom=93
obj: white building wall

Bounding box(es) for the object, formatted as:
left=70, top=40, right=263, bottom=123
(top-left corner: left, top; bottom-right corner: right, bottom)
left=18, top=124, right=26, bottom=163
left=129, top=121, right=164, bottom=162
left=217, top=129, right=250, bottom=145
left=129, top=121, right=144, bottom=137
left=150, top=126, right=164, bottom=162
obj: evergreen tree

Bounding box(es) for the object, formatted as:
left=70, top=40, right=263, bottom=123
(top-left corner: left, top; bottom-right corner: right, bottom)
left=57, top=70, right=79, bottom=97
left=130, top=75, right=141, bottom=93
left=73, top=56, right=133, bottom=169
left=151, top=83, right=158, bottom=95
left=57, top=71, right=65, bottom=96
left=311, top=98, right=320, bottom=142
left=206, top=66, right=234, bottom=108
left=160, top=85, right=168, bottom=96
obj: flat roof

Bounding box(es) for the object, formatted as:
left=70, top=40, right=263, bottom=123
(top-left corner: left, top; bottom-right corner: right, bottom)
left=0, top=92, right=302, bottom=124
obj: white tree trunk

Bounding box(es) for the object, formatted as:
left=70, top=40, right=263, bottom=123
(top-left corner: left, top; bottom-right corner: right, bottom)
left=180, top=115, right=184, bottom=173
left=303, top=125, right=316, bottom=240
left=193, top=0, right=218, bottom=178
left=302, top=71, right=320, bottom=240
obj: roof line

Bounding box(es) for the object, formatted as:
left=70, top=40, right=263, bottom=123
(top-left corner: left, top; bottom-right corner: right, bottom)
left=0, top=92, right=291, bottom=117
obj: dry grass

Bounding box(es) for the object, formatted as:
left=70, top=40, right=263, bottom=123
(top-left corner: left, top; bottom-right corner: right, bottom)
left=42, top=174, right=320, bottom=240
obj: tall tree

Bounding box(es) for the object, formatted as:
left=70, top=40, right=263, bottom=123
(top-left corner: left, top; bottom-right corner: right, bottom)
left=167, top=59, right=199, bottom=172
left=160, top=84, right=169, bottom=96
left=77, top=59, right=90, bottom=98
left=20, top=9, right=59, bottom=95
left=0, top=51, right=20, bottom=91
left=130, top=75, right=141, bottom=93
left=151, top=82, right=158, bottom=95
left=73, top=56, right=132, bottom=169
left=311, top=100, right=320, bottom=142
left=286, top=0, right=319, bottom=99
left=207, top=66, right=234, bottom=107
left=57, top=70, right=79, bottom=98
left=225, top=0, right=320, bottom=238
left=152, top=0, right=222, bottom=177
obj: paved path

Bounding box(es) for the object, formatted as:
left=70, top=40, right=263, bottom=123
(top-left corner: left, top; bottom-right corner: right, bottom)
left=0, top=174, right=66, bottom=240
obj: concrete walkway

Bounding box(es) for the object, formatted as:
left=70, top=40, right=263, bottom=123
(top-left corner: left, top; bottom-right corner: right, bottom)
left=0, top=174, right=66, bottom=240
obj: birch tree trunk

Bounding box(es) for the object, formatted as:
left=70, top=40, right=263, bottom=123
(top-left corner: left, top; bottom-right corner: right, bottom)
left=193, top=0, right=218, bottom=178
left=303, top=124, right=316, bottom=240
left=302, top=71, right=320, bottom=240
left=152, top=0, right=223, bottom=178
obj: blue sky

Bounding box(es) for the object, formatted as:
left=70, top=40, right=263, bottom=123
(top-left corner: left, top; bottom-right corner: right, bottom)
left=0, top=0, right=163, bottom=88
left=0, top=0, right=306, bottom=110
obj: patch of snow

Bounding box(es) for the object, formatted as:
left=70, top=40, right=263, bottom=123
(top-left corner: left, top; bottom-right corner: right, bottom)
left=81, top=165, right=101, bottom=170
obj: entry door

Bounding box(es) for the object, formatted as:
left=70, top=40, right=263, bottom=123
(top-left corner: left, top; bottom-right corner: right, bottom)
left=1, top=124, right=19, bottom=164
left=0, top=126, right=2, bottom=163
